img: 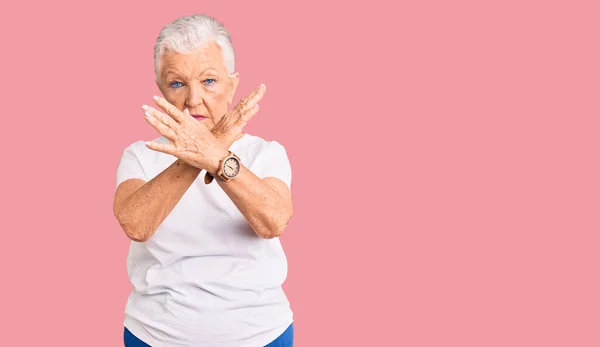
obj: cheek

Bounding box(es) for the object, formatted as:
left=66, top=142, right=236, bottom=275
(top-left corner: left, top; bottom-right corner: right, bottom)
left=161, top=88, right=186, bottom=109
left=205, top=89, right=231, bottom=117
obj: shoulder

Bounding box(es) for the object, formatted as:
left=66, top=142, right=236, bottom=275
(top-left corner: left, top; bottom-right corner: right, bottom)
left=236, top=133, right=290, bottom=163
left=117, top=136, right=174, bottom=184
left=238, top=133, right=288, bottom=153
left=120, top=136, right=168, bottom=158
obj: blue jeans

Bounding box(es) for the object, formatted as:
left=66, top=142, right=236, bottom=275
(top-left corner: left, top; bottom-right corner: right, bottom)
left=124, top=323, right=294, bottom=346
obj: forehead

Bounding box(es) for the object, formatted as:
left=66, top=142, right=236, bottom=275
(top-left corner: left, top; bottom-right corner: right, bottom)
left=160, top=41, right=227, bottom=77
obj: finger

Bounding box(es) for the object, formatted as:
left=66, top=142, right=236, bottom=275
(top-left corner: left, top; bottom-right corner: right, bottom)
left=221, top=84, right=265, bottom=123
left=152, top=95, right=185, bottom=123
left=226, top=104, right=259, bottom=140
left=145, top=140, right=178, bottom=156
left=142, top=105, right=179, bottom=129
left=220, top=102, right=259, bottom=134
left=244, top=84, right=266, bottom=109
left=143, top=109, right=177, bottom=140
left=182, top=108, right=196, bottom=122
left=237, top=84, right=266, bottom=112
left=246, top=83, right=266, bottom=102
left=241, top=104, right=260, bottom=123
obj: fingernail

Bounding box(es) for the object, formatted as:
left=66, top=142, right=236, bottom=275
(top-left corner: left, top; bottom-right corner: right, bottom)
left=184, top=108, right=190, bottom=115
left=142, top=105, right=148, bottom=110
left=152, top=95, right=159, bottom=101
left=260, top=83, right=265, bottom=89
left=144, top=111, right=150, bottom=118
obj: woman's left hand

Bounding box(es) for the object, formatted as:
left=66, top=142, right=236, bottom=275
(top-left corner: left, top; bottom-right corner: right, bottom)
left=142, top=96, right=228, bottom=174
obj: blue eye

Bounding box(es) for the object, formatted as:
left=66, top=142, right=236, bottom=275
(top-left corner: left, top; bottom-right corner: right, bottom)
left=204, top=79, right=216, bottom=85
left=170, top=81, right=184, bottom=88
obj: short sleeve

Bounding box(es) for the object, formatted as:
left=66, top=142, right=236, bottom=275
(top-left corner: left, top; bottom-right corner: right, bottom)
left=258, top=141, right=292, bottom=192
left=116, top=142, right=147, bottom=187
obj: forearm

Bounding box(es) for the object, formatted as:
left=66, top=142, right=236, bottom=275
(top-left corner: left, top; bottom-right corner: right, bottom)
left=216, top=165, right=292, bottom=239
left=115, top=159, right=201, bottom=242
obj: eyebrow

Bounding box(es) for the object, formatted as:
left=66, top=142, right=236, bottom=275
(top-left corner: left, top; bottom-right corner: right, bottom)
left=164, top=69, right=184, bottom=79
left=164, top=67, right=220, bottom=79
left=200, top=67, right=219, bottom=74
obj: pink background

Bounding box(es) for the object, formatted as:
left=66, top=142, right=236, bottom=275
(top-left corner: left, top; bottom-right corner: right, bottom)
left=2, top=0, right=599, bottom=346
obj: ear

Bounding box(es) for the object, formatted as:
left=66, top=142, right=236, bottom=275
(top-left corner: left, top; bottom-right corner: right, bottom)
left=228, top=72, right=240, bottom=105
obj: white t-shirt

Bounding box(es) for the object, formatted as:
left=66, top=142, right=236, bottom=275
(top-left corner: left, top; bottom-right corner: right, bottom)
left=115, top=133, right=294, bottom=347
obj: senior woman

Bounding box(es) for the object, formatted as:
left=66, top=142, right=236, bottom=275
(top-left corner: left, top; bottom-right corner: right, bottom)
left=113, top=14, right=294, bottom=347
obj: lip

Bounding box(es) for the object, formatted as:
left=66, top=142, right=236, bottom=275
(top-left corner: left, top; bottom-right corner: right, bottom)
left=191, top=114, right=206, bottom=120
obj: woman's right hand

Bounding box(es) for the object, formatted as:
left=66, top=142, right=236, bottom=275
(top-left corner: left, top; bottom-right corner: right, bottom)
left=211, top=83, right=266, bottom=148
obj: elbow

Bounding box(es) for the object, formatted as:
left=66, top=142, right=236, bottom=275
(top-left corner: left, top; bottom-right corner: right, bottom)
left=124, top=226, right=152, bottom=242
left=267, top=225, right=287, bottom=239
left=118, top=220, right=151, bottom=242
left=258, top=210, right=293, bottom=239
left=257, top=226, right=284, bottom=239
left=114, top=210, right=153, bottom=243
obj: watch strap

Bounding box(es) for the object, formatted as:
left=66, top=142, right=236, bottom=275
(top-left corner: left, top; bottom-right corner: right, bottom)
left=204, top=151, right=240, bottom=184
left=204, top=172, right=215, bottom=184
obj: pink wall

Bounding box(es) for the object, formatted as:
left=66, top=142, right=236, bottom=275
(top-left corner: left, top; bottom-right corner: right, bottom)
left=1, top=0, right=599, bottom=346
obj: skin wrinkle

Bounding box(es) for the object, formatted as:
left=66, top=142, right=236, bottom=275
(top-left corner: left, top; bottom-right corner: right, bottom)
left=114, top=40, right=292, bottom=241
left=159, top=51, right=229, bottom=129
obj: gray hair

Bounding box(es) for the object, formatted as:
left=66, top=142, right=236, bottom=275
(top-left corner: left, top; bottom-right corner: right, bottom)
left=153, top=14, right=235, bottom=80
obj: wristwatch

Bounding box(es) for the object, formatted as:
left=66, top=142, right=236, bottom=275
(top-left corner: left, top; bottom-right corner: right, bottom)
left=204, top=151, right=241, bottom=184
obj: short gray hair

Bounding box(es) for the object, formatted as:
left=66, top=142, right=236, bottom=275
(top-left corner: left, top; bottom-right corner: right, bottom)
left=153, top=14, right=235, bottom=80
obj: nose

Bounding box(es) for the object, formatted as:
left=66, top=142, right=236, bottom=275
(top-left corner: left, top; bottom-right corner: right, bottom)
left=186, top=83, right=203, bottom=108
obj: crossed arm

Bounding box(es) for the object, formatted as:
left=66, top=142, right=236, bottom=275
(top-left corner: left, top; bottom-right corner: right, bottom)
left=113, top=86, right=292, bottom=242
left=114, top=159, right=292, bottom=242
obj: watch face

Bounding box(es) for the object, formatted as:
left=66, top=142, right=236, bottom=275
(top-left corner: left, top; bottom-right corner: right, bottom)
left=223, top=157, right=240, bottom=178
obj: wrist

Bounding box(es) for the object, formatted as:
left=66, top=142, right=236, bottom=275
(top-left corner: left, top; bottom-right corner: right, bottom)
left=210, top=126, right=229, bottom=147
left=208, top=147, right=230, bottom=175
left=178, top=159, right=201, bottom=173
